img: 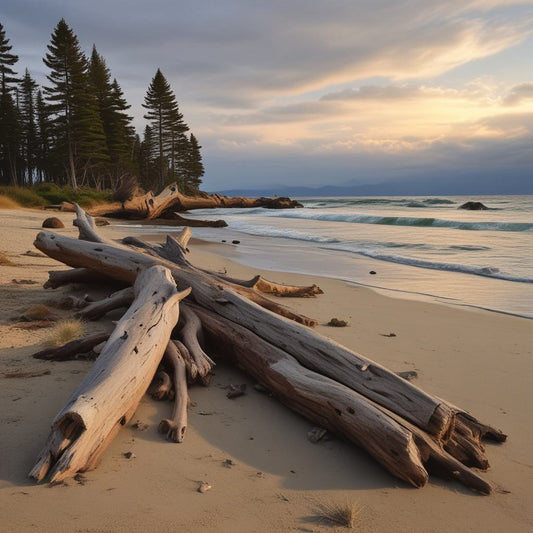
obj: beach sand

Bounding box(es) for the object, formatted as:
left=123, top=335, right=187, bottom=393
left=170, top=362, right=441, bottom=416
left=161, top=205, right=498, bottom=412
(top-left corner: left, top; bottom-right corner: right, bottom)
left=0, top=207, right=532, bottom=533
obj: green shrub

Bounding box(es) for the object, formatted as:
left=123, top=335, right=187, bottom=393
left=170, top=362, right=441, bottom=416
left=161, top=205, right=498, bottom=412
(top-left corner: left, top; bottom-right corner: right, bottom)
left=0, top=186, right=47, bottom=207
left=0, top=184, right=114, bottom=208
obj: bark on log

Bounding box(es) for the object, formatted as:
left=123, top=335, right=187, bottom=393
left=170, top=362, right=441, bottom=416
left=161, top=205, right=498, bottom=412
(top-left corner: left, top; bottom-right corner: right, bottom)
left=29, top=266, right=190, bottom=483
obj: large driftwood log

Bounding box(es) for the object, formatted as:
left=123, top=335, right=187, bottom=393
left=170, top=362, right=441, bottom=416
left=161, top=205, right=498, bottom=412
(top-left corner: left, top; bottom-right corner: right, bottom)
left=61, top=183, right=302, bottom=220
left=193, top=303, right=491, bottom=493
left=30, top=266, right=190, bottom=483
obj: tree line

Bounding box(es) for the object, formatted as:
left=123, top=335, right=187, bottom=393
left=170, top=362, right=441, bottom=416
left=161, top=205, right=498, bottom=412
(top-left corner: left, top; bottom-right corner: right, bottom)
left=0, top=19, right=204, bottom=194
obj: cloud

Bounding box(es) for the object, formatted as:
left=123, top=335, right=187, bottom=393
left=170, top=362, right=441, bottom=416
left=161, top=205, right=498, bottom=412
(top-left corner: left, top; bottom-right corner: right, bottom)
left=2, top=0, right=532, bottom=191
left=503, top=83, right=533, bottom=105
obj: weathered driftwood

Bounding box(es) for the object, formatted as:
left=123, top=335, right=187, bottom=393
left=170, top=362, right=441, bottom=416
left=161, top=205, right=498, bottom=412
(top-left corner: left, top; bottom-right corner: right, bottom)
left=193, top=303, right=492, bottom=493
left=139, top=214, right=228, bottom=228
left=158, top=341, right=188, bottom=443
left=61, top=183, right=302, bottom=220
left=178, top=305, right=215, bottom=384
left=33, top=333, right=110, bottom=361
left=30, top=207, right=506, bottom=492
left=44, top=268, right=111, bottom=289
left=30, top=266, right=190, bottom=483
left=137, top=232, right=323, bottom=298
left=76, top=287, right=134, bottom=320
left=33, top=231, right=453, bottom=438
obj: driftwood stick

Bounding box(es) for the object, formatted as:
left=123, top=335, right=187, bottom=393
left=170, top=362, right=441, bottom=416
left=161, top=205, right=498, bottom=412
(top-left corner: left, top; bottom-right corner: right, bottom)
left=178, top=305, right=215, bottom=384
left=171, top=339, right=199, bottom=382
left=209, top=272, right=323, bottom=297
left=158, top=341, right=188, bottom=442
left=33, top=333, right=111, bottom=361
left=30, top=266, right=190, bottom=483
left=72, top=203, right=110, bottom=243
left=44, top=268, right=111, bottom=289
left=76, top=287, right=135, bottom=320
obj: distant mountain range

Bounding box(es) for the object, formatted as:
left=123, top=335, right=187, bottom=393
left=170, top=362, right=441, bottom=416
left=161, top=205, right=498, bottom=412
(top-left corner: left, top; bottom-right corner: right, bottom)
left=213, top=175, right=533, bottom=197
left=212, top=171, right=532, bottom=198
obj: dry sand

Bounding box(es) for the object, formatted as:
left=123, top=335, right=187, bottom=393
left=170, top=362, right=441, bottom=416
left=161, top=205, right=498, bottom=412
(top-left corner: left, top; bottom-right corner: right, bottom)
left=0, top=207, right=532, bottom=533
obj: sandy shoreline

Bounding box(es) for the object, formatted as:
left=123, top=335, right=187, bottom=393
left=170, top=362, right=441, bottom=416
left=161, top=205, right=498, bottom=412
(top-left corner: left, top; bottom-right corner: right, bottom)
left=0, top=207, right=532, bottom=532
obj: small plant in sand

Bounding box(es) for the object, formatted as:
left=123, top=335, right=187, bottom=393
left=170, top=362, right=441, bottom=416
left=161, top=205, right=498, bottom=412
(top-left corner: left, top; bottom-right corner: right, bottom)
left=316, top=500, right=363, bottom=529
left=43, top=319, right=85, bottom=347
left=0, top=251, right=13, bottom=265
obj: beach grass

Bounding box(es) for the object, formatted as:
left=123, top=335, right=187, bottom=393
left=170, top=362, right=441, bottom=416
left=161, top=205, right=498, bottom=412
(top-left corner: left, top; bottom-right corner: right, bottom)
left=0, top=195, right=21, bottom=209
left=0, top=185, right=113, bottom=208
left=43, top=319, right=85, bottom=347
left=316, top=500, right=363, bottom=529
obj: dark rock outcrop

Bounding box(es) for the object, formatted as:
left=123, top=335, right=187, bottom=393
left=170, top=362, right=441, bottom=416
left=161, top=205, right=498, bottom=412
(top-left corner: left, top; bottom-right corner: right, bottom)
left=459, top=201, right=488, bottom=210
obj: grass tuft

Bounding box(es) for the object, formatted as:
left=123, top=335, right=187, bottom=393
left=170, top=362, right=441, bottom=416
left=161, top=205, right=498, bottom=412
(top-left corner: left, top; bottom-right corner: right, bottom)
left=316, top=500, right=362, bottom=529
left=0, top=195, right=20, bottom=209
left=43, top=319, right=85, bottom=347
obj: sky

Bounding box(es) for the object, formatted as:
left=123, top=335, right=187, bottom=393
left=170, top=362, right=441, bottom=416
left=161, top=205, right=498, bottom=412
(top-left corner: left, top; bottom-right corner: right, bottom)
left=2, top=0, right=533, bottom=193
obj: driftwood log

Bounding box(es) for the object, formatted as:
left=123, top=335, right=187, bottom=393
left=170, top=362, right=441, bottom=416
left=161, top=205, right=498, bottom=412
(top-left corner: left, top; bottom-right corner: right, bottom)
left=29, top=207, right=506, bottom=493
left=30, top=266, right=190, bottom=483
left=59, top=183, right=302, bottom=220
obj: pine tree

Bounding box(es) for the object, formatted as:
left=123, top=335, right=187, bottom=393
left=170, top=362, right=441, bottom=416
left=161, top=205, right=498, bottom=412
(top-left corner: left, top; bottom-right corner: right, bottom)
left=142, top=69, right=188, bottom=190
left=183, top=133, right=204, bottom=191
left=0, top=23, right=19, bottom=94
left=35, top=90, right=53, bottom=183
left=0, top=23, right=20, bottom=185
left=19, top=69, right=39, bottom=185
left=88, top=47, right=135, bottom=189
left=43, top=19, right=108, bottom=189
left=107, top=79, right=135, bottom=181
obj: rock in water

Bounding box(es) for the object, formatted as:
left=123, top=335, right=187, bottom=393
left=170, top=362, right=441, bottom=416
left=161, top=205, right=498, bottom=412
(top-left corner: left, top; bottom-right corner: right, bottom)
left=42, top=217, right=65, bottom=228
left=459, top=201, right=488, bottom=210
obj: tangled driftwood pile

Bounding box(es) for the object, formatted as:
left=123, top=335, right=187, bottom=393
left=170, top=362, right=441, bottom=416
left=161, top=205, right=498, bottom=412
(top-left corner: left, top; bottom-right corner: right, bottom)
left=29, top=205, right=506, bottom=493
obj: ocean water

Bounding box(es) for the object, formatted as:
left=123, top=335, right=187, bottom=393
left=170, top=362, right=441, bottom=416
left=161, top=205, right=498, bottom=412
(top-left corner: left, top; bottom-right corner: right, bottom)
left=120, top=195, right=533, bottom=318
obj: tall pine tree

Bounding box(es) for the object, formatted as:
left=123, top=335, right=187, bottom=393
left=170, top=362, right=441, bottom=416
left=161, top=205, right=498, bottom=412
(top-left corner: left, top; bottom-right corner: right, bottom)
left=35, top=90, right=53, bottom=183
left=181, top=133, right=204, bottom=192
left=0, top=23, right=20, bottom=185
left=142, top=69, right=188, bottom=190
left=0, top=23, right=18, bottom=94
left=19, top=69, right=38, bottom=185
left=43, top=19, right=108, bottom=189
